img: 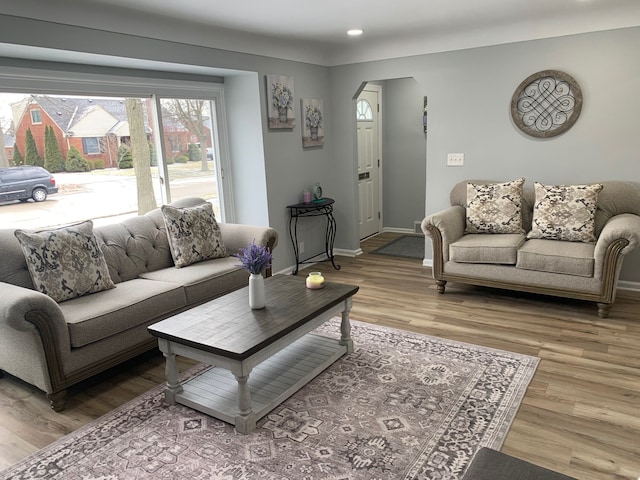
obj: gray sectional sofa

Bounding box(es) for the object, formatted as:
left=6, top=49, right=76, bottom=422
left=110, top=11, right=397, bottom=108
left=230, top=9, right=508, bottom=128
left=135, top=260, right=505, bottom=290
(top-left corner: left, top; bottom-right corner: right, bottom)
left=422, top=180, right=640, bottom=317
left=0, top=197, right=278, bottom=410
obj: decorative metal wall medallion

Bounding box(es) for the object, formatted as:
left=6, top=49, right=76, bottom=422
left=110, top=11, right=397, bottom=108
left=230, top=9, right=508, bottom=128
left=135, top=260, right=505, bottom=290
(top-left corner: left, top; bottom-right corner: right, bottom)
left=511, top=70, right=583, bottom=138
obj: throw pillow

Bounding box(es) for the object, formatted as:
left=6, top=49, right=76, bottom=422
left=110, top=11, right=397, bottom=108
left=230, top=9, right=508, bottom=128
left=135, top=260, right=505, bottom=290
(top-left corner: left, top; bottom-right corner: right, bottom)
left=14, top=220, right=115, bottom=303
left=528, top=182, right=603, bottom=242
left=465, top=178, right=525, bottom=234
left=161, top=202, right=227, bottom=268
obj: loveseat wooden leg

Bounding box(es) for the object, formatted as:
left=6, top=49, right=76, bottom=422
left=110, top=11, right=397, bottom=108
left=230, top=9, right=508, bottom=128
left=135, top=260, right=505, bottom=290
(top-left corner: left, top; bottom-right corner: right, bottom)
left=596, top=303, right=611, bottom=318
left=47, top=390, right=67, bottom=412
left=436, top=280, right=447, bottom=294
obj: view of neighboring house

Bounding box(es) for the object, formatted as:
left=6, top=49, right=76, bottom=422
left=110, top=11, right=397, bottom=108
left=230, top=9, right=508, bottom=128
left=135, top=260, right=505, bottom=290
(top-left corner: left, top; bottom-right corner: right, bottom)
left=2, top=133, right=14, bottom=164
left=10, top=95, right=210, bottom=168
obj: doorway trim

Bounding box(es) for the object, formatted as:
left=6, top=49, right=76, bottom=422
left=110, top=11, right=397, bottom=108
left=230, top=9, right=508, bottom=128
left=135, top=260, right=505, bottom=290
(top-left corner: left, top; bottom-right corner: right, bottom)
left=356, top=82, right=383, bottom=240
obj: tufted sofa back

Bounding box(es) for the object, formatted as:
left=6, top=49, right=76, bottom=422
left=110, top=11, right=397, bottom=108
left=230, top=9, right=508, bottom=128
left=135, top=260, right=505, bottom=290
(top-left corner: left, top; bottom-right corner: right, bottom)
left=92, top=197, right=208, bottom=283
left=93, top=215, right=172, bottom=284
left=449, top=180, right=640, bottom=237
left=0, top=228, right=35, bottom=289
left=0, top=197, right=209, bottom=289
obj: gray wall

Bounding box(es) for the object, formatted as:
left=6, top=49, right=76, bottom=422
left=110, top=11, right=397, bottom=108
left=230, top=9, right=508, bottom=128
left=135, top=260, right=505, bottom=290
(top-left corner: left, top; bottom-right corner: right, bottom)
left=0, top=14, right=334, bottom=273
left=330, top=27, right=640, bottom=284
left=0, top=13, right=638, bottom=285
left=381, top=78, right=427, bottom=231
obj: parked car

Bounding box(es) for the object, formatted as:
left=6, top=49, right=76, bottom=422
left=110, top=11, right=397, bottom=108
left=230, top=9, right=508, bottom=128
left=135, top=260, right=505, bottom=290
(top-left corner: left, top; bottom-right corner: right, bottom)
left=206, top=147, right=214, bottom=160
left=0, top=166, right=58, bottom=203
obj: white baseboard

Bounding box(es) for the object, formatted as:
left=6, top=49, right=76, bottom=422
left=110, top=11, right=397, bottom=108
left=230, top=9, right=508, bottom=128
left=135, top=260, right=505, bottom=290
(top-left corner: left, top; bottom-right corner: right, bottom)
left=423, top=258, right=433, bottom=268
left=277, top=249, right=362, bottom=276
left=333, top=248, right=362, bottom=257
left=381, top=227, right=416, bottom=234
left=618, top=280, right=640, bottom=293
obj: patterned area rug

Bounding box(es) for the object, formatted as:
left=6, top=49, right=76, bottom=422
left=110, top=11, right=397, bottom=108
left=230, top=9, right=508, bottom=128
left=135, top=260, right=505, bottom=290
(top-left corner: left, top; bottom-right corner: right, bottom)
left=1, top=320, right=538, bottom=480
left=370, top=235, right=425, bottom=259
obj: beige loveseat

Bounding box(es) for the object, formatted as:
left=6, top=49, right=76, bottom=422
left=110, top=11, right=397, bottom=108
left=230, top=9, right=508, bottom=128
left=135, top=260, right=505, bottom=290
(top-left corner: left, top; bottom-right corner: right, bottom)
left=0, top=197, right=278, bottom=410
left=422, top=180, right=640, bottom=318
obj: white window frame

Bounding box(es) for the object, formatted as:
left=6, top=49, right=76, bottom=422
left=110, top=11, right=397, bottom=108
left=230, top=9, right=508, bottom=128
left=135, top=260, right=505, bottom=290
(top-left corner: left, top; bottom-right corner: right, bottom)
left=82, top=137, right=103, bottom=155
left=0, top=65, right=235, bottom=222
left=30, top=109, right=42, bottom=124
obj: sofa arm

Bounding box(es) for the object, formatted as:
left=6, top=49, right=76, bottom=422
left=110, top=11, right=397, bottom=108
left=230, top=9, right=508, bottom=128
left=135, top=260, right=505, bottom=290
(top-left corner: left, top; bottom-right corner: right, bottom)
left=593, top=213, right=640, bottom=280
left=1, top=283, right=67, bottom=335
left=219, top=223, right=279, bottom=257
left=421, top=206, right=466, bottom=265
left=0, top=282, right=71, bottom=387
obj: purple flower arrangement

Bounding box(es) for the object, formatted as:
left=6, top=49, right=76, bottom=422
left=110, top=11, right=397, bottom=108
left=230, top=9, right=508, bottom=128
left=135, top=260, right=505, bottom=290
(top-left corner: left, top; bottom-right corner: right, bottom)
left=235, top=241, right=272, bottom=275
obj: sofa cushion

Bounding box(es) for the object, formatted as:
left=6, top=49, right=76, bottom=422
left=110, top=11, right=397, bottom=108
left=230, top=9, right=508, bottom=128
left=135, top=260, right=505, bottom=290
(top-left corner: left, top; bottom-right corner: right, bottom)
left=450, top=234, right=525, bottom=265
left=139, top=256, right=247, bottom=304
left=516, top=239, right=595, bottom=277
left=14, top=220, right=115, bottom=303
left=162, top=202, right=227, bottom=268
left=465, top=178, right=525, bottom=234
left=59, top=278, right=187, bottom=348
left=528, top=182, right=603, bottom=243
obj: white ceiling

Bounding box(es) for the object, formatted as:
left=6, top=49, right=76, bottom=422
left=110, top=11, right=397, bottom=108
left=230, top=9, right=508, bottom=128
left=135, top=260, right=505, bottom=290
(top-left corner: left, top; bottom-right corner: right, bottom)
left=85, top=0, right=640, bottom=64
left=2, top=0, right=640, bottom=66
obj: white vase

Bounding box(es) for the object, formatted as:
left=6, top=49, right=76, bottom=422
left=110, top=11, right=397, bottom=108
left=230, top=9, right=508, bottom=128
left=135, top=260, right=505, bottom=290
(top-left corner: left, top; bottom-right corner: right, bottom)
left=249, top=273, right=266, bottom=309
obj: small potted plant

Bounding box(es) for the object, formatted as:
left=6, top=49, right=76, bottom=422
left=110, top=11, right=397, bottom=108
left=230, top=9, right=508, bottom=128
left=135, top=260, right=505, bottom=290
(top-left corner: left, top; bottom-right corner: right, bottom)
left=235, top=241, right=272, bottom=309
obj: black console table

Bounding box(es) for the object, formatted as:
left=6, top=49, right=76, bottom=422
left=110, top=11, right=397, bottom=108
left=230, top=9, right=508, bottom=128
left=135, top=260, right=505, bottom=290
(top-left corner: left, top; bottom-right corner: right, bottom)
left=287, top=198, right=340, bottom=275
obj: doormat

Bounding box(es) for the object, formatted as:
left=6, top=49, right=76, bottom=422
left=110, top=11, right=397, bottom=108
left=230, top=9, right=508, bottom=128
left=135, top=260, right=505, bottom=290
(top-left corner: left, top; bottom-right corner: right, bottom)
left=370, top=235, right=425, bottom=259
left=1, top=319, right=538, bottom=480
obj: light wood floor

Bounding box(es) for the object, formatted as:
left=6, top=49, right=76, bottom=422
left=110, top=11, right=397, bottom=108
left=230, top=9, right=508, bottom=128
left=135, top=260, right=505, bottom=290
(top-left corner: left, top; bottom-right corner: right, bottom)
left=1, top=232, right=639, bottom=479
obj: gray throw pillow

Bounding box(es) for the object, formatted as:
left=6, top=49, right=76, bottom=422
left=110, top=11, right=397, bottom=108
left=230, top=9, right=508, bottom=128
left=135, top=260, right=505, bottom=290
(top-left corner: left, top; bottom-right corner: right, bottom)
left=161, top=202, right=227, bottom=268
left=14, top=220, right=115, bottom=303
left=466, top=178, right=525, bottom=234
left=528, top=182, right=603, bottom=242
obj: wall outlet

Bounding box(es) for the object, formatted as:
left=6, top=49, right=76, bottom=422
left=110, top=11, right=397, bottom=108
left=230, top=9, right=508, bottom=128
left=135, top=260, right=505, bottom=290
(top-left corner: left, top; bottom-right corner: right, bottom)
left=447, top=153, right=464, bottom=166
left=299, top=241, right=304, bottom=254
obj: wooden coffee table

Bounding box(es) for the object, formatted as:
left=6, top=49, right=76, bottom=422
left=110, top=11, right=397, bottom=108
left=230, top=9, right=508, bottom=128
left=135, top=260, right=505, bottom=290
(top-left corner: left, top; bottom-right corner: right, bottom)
left=148, top=274, right=358, bottom=434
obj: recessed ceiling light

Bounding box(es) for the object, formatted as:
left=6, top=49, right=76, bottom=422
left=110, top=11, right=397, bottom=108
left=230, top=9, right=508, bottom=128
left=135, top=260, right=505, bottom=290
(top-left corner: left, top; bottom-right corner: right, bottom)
left=347, top=29, right=364, bottom=37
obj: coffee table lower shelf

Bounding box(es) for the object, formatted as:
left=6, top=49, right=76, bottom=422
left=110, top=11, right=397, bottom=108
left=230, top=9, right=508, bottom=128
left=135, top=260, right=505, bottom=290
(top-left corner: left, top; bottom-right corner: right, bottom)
left=173, top=333, right=346, bottom=428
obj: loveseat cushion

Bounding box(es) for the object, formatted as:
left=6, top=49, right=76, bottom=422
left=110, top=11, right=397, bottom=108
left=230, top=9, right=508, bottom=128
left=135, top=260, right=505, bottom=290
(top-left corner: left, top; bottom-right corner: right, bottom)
left=465, top=178, right=525, bottom=234
left=138, top=256, right=247, bottom=304
left=450, top=234, right=525, bottom=265
left=516, top=239, right=595, bottom=277
left=528, top=182, right=603, bottom=243
left=59, top=278, right=186, bottom=348
left=450, top=180, right=536, bottom=231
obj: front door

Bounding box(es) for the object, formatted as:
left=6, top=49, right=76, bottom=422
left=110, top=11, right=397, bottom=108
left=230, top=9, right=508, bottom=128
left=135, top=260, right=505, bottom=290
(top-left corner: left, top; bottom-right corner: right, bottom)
left=357, top=86, right=381, bottom=240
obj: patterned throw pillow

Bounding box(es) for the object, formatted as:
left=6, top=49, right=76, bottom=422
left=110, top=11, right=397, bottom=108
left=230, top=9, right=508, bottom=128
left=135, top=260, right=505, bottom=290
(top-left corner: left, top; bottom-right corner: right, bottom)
left=528, top=182, right=603, bottom=242
left=14, top=220, right=115, bottom=303
left=161, top=202, right=227, bottom=268
left=466, top=178, right=525, bottom=234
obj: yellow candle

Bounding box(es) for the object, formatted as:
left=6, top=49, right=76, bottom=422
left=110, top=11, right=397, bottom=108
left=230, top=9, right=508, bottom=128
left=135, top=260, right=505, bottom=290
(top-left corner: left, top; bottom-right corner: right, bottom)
left=306, top=272, right=325, bottom=289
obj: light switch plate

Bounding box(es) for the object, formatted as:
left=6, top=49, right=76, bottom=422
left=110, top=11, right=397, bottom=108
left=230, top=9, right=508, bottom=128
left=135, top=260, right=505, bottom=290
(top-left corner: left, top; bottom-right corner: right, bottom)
left=447, top=153, right=464, bottom=166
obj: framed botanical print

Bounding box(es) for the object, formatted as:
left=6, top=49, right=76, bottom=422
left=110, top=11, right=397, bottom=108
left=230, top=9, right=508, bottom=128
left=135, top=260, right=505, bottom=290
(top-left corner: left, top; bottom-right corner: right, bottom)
left=266, top=74, right=295, bottom=129
left=301, top=98, right=324, bottom=147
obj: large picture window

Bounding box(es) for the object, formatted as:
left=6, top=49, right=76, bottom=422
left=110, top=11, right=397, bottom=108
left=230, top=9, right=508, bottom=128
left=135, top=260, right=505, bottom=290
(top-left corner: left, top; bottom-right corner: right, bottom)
left=1, top=86, right=229, bottom=230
